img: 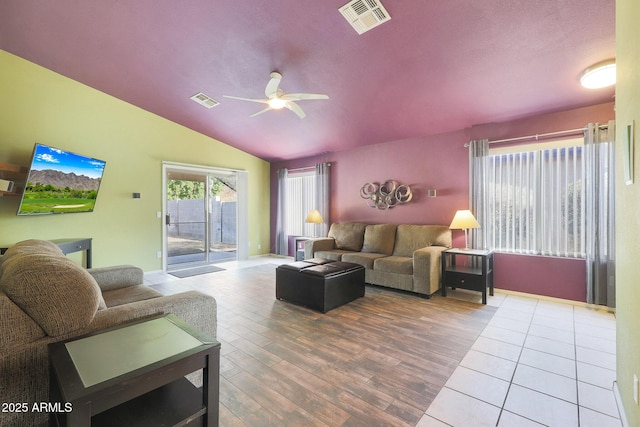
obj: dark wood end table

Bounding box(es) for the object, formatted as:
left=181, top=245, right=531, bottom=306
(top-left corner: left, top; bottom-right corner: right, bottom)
left=441, top=248, right=494, bottom=304
left=293, top=236, right=311, bottom=261
left=48, top=314, right=220, bottom=426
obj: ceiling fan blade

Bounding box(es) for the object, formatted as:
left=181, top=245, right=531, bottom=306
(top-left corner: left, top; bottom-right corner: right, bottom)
left=265, top=72, right=282, bottom=98
left=285, top=101, right=306, bottom=119
left=249, top=106, right=273, bottom=117
left=222, top=95, right=269, bottom=104
left=281, top=93, right=329, bottom=101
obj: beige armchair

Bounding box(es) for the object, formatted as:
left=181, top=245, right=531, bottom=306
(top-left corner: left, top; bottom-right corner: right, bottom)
left=0, top=240, right=216, bottom=427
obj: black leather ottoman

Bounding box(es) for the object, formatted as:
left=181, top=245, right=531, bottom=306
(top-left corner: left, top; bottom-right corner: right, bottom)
left=276, top=260, right=365, bottom=313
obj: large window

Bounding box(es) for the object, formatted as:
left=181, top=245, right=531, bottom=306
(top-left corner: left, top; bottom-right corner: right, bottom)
left=485, top=139, right=584, bottom=258
left=284, top=171, right=316, bottom=236
left=275, top=163, right=330, bottom=255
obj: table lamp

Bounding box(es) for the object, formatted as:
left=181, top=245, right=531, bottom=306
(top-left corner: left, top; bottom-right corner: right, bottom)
left=305, top=209, right=324, bottom=237
left=449, top=209, right=480, bottom=250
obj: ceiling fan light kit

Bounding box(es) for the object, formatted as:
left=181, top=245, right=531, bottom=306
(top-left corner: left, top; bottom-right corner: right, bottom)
left=268, top=98, right=287, bottom=109
left=223, top=71, right=329, bottom=119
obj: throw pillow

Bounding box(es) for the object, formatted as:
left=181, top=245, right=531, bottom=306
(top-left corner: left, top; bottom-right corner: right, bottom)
left=328, top=223, right=367, bottom=251
left=361, top=224, right=397, bottom=255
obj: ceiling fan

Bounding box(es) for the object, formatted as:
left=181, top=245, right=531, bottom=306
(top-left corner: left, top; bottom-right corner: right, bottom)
left=223, top=72, right=329, bottom=119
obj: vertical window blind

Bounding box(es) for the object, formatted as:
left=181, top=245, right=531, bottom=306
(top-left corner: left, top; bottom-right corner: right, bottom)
left=486, top=143, right=584, bottom=257
left=284, top=171, right=316, bottom=236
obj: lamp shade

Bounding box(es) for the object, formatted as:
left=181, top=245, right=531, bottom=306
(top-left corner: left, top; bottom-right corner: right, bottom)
left=305, top=209, right=324, bottom=224
left=449, top=210, right=480, bottom=230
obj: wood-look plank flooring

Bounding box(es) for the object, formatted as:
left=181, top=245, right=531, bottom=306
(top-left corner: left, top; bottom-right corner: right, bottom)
left=151, top=263, right=497, bottom=426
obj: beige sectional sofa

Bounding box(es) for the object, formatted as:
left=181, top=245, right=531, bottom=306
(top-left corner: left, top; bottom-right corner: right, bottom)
left=0, top=239, right=217, bottom=427
left=304, top=223, right=451, bottom=296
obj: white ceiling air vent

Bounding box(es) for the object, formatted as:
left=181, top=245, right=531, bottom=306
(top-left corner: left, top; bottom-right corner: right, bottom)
left=190, top=92, right=220, bottom=109
left=339, top=0, right=391, bottom=35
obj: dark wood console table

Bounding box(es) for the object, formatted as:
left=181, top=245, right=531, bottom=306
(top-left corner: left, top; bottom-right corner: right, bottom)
left=1, top=238, right=92, bottom=268
left=51, top=238, right=92, bottom=268
left=48, top=314, right=220, bottom=427
left=441, top=248, right=494, bottom=304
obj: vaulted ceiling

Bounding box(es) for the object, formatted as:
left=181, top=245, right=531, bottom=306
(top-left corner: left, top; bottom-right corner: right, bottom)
left=0, top=0, right=615, bottom=162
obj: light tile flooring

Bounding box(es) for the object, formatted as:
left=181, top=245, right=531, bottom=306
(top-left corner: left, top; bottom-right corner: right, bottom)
left=419, top=288, right=620, bottom=427
left=146, top=256, right=620, bottom=427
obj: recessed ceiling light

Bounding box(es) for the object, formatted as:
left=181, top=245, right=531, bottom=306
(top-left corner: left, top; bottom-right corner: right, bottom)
left=579, top=59, right=616, bottom=89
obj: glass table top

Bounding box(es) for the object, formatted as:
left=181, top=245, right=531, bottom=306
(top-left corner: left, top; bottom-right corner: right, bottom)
left=65, top=316, right=206, bottom=387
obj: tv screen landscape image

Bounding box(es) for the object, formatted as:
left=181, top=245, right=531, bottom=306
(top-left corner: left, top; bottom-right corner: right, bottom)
left=17, top=143, right=106, bottom=215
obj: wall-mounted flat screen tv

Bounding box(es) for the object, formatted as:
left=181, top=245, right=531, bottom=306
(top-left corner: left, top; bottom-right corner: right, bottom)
left=17, top=143, right=106, bottom=215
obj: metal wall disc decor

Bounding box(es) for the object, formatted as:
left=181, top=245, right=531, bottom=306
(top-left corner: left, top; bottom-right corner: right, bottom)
left=359, top=180, right=413, bottom=210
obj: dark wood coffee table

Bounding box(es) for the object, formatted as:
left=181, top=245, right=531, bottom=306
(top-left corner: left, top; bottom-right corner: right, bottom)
left=48, top=314, right=220, bottom=426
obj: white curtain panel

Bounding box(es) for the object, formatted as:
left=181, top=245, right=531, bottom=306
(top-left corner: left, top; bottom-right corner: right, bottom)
left=584, top=121, right=616, bottom=307
left=315, top=162, right=331, bottom=237
left=275, top=168, right=288, bottom=256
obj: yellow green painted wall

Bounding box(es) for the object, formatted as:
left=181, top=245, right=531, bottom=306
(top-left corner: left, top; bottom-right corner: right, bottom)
left=0, top=50, right=270, bottom=270
left=616, top=0, right=640, bottom=424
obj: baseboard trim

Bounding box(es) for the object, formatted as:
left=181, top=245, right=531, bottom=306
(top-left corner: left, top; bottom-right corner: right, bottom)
left=494, top=288, right=616, bottom=313
left=267, top=253, right=293, bottom=259
left=614, top=381, right=630, bottom=427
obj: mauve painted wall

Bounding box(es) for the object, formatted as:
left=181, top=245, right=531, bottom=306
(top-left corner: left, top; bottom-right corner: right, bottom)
left=494, top=253, right=586, bottom=301
left=269, top=129, right=470, bottom=252
left=269, top=101, right=614, bottom=302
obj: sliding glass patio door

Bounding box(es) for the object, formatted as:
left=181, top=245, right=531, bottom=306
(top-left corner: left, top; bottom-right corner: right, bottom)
left=162, top=162, right=248, bottom=271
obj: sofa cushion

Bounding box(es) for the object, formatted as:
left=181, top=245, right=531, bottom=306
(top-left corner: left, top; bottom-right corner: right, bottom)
left=2, top=239, right=63, bottom=259
left=341, top=252, right=388, bottom=269
left=361, top=224, right=397, bottom=255
left=314, top=249, right=353, bottom=261
left=0, top=291, right=46, bottom=352
left=328, top=223, right=367, bottom=251
left=393, top=225, right=452, bottom=257
left=102, top=285, right=163, bottom=307
left=87, top=265, right=145, bottom=292
left=0, top=252, right=108, bottom=312
left=374, top=256, right=413, bottom=275
left=0, top=253, right=102, bottom=336
left=0, top=239, right=63, bottom=280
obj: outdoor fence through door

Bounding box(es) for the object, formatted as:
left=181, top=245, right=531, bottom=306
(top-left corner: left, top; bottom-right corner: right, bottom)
left=165, top=166, right=237, bottom=270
